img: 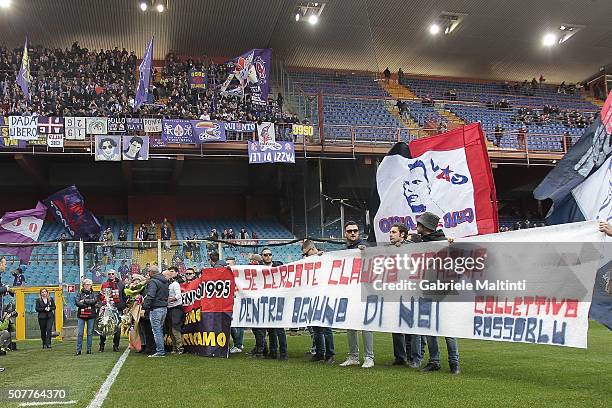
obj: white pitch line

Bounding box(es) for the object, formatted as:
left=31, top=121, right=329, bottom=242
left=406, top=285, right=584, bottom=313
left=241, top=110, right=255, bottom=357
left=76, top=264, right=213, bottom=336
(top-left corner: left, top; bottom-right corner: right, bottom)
left=19, top=401, right=77, bottom=407
left=86, top=348, right=130, bottom=408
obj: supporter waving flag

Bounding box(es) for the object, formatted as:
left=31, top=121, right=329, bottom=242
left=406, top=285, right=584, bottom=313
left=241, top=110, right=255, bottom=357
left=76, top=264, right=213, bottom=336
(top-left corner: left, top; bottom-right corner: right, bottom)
left=134, top=36, right=154, bottom=111
left=534, top=91, right=612, bottom=225
left=16, top=37, right=31, bottom=102
left=43, top=185, right=101, bottom=241
left=371, top=123, right=498, bottom=242
left=534, top=91, right=612, bottom=331
left=0, top=202, right=47, bottom=263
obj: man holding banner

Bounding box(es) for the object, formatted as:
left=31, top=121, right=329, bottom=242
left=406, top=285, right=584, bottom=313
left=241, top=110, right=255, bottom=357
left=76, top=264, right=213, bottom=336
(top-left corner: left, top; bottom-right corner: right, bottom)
left=416, top=212, right=461, bottom=375
left=339, top=221, right=375, bottom=369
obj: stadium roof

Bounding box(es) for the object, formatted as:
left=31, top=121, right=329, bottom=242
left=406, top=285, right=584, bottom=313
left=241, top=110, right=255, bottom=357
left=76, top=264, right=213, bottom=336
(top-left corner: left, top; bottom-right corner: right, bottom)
left=1, top=0, right=611, bottom=83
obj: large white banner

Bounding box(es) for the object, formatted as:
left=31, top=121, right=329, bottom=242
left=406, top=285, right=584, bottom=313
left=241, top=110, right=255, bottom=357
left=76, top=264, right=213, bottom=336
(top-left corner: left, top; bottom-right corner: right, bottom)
left=8, top=115, right=38, bottom=140
left=232, top=221, right=610, bottom=348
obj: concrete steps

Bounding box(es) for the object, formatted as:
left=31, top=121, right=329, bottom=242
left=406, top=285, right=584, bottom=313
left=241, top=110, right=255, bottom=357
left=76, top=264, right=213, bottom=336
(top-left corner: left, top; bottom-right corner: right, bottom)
left=382, top=81, right=418, bottom=100
left=584, top=95, right=604, bottom=108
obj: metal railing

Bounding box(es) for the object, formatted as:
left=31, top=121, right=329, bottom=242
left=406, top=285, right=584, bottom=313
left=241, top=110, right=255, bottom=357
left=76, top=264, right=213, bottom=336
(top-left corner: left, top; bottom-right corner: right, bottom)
left=0, top=238, right=347, bottom=289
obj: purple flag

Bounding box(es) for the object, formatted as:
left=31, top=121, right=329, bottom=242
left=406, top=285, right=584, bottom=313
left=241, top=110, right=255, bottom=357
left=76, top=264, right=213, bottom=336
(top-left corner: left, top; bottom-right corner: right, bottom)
left=0, top=202, right=47, bottom=263
left=43, top=186, right=101, bottom=241
left=134, top=36, right=154, bottom=111
left=191, top=120, right=226, bottom=143
left=162, top=119, right=194, bottom=144
left=16, top=37, right=31, bottom=102
left=220, top=48, right=272, bottom=104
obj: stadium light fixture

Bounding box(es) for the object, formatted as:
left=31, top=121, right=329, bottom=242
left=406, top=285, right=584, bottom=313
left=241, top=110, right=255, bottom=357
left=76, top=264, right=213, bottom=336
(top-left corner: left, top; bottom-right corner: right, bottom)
left=429, top=24, right=440, bottom=35
left=139, top=1, right=148, bottom=11
left=295, top=2, right=325, bottom=24
left=0, top=0, right=11, bottom=9
left=542, top=33, right=557, bottom=46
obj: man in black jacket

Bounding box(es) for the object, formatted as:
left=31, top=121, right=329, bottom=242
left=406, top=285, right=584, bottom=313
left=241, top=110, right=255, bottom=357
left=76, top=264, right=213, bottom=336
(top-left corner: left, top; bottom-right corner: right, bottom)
left=416, top=212, right=460, bottom=375
left=143, top=266, right=172, bottom=357
left=260, top=248, right=287, bottom=360
left=340, top=221, right=375, bottom=368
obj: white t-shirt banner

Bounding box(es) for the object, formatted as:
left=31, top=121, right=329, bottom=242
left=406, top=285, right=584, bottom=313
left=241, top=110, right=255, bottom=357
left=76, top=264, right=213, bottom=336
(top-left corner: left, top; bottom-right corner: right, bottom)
left=231, top=221, right=609, bottom=349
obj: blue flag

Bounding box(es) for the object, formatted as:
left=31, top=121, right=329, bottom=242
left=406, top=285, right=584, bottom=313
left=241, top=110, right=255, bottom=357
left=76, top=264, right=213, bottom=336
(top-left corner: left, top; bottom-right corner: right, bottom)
left=16, top=37, right=31, bottom=102
left=43, top=185, right=101, bottom=241
left=134, top=36, right=154, bottom=111
left=534, top=90, right=612, bottom=224
left=534, top=91, right=612, bottom=330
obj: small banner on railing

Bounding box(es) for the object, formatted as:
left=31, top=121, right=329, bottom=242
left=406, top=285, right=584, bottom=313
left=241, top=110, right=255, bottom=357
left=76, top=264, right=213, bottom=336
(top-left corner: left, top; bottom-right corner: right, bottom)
left=248, top=140, right=295, bottom=164
left=292, top=124, right=314, bottom=137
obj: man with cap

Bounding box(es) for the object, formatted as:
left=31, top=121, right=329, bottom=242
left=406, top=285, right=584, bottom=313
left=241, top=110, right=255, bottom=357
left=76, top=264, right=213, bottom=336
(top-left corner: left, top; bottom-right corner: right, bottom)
left=416, top=212, right=460, bottom=375
left=303, top=240, right=335, bottom=365
left=98, top=269, right=125, bottom=352
left=339, top=221, right=375, bottom=369
left=388, top=223, right=425, bottom=368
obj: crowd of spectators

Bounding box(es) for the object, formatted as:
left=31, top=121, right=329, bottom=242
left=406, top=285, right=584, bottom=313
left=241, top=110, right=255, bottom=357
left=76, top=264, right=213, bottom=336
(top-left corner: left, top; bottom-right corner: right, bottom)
left=0, top=42, right=301, bottom=125
left=499, top=75, right=578, bottom=96
left=0, top=42, right=137, bottom=117
left=498, top=219, right=546, bottom=232
left=513, top=105, right=596, bottom=128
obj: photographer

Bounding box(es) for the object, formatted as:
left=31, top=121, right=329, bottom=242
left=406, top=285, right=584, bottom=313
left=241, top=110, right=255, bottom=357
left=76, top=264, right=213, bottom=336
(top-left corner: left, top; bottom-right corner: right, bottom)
left=1, top=287, right=17, bottom=354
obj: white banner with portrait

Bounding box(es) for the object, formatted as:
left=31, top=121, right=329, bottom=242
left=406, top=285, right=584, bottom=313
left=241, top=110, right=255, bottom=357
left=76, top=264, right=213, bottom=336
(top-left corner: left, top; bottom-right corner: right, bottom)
left=94, top=135, right=121, bottom=161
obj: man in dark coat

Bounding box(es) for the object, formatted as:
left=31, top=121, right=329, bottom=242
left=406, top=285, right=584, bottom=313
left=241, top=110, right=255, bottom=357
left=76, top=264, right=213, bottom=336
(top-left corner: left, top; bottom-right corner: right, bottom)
left=417, top=212, right=460, bottom=375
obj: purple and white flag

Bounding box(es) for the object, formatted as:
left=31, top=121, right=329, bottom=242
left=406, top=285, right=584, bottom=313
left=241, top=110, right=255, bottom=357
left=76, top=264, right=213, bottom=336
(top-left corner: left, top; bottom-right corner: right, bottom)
left=248, top=141, right=295, bottom=164
left=162, top=119, right=194, bottom=144
left=16, top=37, right=31, bottom=102
left=37, top=116, right=64, bottom=134
left=134, top=36, right=154, bottom=111
left=0, top=202, right=47, bottom=263
left=220, top=48, right=272, bottom=104
left=191, top=120, right=226, bottom=143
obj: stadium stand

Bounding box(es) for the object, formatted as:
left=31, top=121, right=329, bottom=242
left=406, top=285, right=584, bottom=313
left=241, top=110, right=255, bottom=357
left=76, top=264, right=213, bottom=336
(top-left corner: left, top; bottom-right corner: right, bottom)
left=0, top=40, right=598, bottom=151
left=400, top=76, right=599, bottom=110
left=289, top=71, right=389, bottom=97
left=1, top=218, right=301, bottom=291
